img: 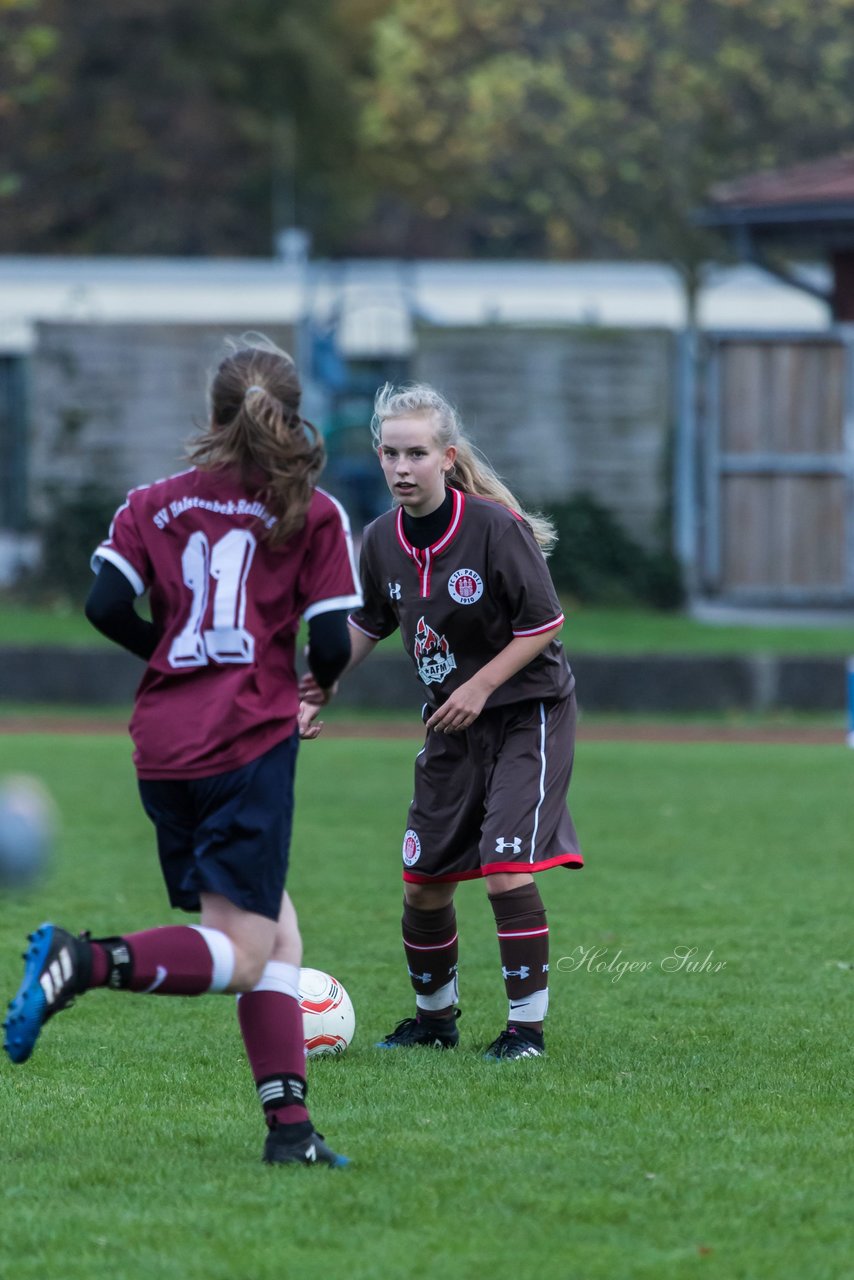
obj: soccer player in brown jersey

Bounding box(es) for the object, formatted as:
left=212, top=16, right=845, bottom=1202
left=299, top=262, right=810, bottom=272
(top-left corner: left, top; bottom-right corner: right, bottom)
left=3, top=340, right=362, bottom=1166
left=301, top=384, right=583, bottom=1060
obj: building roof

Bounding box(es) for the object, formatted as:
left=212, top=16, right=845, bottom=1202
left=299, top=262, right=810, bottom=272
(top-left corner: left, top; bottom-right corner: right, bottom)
left=701, top=153, right=854, bottom=238
left=710, top=152, right=854, bottom=209
left=0, top=255, right=831, bottom=353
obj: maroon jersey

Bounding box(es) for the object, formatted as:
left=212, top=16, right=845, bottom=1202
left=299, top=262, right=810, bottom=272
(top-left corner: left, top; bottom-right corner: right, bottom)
left=349, top=489, right=573, bottom=709
left=94, top=467, right=362, bottom=779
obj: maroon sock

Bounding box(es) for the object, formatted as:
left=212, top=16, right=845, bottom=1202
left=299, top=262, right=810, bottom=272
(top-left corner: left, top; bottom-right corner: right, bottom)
left=238, top=990, right=310, bottom=1128
left=88, top=926, right=217, bottom=995
left=402, top=901, right=459, bottom=1015
left=88, top=944, right=110, bottom=987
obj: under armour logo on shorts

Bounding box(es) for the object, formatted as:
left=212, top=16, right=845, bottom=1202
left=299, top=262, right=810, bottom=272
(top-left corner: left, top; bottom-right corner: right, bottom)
left=495, top=836, right=522, bottom=855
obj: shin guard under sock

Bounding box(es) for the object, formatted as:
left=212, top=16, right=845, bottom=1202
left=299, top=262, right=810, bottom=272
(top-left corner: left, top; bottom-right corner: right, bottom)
left=238, top=963, right=310, bottom=1128
left=402, top=900, right=459, bottom=1014
left=489, top=882, right=549, bottom=1026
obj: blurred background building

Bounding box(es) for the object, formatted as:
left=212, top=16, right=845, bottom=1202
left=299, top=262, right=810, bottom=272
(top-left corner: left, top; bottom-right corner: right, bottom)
left=4, top=2, right=854, bottom=615
left=0, top=251, right=845, bottom=610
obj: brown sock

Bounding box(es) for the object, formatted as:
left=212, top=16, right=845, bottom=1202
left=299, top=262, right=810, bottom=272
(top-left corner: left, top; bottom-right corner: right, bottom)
left=489, top=882, right=549, bottom=1030
left=402, top=900, right=459, bottom=1017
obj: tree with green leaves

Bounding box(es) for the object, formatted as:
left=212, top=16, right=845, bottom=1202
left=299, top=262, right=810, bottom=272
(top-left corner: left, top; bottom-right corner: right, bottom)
left=360, top=0, right=854, bottom=292
left=0, top=0, right=60, bottom=200
left=0, top=0, right=392, bottom=255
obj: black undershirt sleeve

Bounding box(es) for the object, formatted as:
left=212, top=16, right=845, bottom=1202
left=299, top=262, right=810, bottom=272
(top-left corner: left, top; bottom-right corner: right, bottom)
left=84, top=561, right=158, bottom=661
left=86, top=562, right=351, bottom=684
left=306, top=609, right=351, bottom=689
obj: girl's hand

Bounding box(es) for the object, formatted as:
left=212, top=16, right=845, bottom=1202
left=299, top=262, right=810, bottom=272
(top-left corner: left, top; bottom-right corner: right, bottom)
left=298, top=672, right=337, bottom=706
left=425, top=679, right=488, bottom=733
left=298, top=699, right=324, bottom=740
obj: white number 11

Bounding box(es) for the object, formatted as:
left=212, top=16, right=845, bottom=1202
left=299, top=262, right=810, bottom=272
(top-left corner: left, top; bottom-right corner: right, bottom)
left=168, top=529, right=257, bottom=668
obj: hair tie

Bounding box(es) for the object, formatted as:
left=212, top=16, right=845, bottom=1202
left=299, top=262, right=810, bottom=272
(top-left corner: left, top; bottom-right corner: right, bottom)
left=245, top=384, right=265, bottom=396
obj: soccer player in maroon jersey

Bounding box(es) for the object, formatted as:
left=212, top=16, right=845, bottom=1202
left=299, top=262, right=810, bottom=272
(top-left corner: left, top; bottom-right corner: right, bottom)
left=3, top=340, right=362, bottom=1167
left=301, top=383, right=583, bottom=1060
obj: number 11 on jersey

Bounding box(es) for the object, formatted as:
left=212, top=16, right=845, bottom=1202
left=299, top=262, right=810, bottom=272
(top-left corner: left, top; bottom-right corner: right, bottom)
left=169, top=529, right=257, bottom=668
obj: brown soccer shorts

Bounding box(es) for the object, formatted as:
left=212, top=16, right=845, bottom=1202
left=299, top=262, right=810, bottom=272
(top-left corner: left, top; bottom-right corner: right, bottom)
left=401, top=693, right=583, bottom=883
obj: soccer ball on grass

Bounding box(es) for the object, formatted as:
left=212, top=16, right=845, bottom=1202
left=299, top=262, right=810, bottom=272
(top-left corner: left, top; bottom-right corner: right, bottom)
left=298, top=968, right=355, bottom=1057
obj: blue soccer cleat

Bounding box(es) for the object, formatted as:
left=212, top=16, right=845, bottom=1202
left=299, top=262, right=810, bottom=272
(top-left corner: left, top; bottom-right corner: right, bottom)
left=3, top=923, right=91, bottom=1064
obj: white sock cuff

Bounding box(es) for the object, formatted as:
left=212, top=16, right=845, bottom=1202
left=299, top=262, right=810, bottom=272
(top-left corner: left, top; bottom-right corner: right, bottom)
left=189, top=925, right=236, bottom=993
left=416, top=973, right=459, bottom=1012
left=508, top=987, right=549, bottom=1023
left=251, top=960, right=301, bottom=1000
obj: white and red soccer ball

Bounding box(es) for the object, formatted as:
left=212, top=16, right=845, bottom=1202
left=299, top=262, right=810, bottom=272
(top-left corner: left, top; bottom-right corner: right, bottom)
left=298, top=968, right=355, bottom=1057
left=0, top=774, right=57, bottom=890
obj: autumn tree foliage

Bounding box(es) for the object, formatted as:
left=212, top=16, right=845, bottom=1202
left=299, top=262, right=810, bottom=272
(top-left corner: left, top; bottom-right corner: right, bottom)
left=3, top=0, right=854, bottom=265
left=360, top=0, right=854, bottom=280
left=0, top=0, right=60, bottom=199
left=0, top=0, right=387, bottom=255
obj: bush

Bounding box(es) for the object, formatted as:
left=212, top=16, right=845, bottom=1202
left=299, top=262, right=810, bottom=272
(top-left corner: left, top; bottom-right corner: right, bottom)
left=20, top=483, right=124, bottom=605
left=544, top=493, right=683, bottom=609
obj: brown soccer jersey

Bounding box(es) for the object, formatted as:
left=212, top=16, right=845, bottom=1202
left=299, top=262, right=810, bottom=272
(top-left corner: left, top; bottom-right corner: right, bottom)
left=349, top=489, right=574, bottom=710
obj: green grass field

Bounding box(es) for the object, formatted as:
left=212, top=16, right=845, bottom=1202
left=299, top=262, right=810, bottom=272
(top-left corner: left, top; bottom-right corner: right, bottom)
left=1, top=729, right=851, bottom=1280
left=2, top=598, right=853, bottom=654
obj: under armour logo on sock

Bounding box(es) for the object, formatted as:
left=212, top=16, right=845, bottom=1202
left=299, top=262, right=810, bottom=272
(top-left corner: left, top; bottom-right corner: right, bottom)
left=502, top=964, right=530, bottom=980
left=407, top=967, right=432, bottom=984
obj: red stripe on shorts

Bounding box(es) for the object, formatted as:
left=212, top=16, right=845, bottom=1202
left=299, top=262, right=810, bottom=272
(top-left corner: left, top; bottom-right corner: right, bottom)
left=403, top=851, right=584, bottom=883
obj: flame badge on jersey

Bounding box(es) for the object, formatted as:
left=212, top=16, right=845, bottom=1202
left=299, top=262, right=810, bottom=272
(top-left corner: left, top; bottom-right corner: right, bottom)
left=448, top=568, right=483, bottom=606
left=414, top=616, right=457, bottom=685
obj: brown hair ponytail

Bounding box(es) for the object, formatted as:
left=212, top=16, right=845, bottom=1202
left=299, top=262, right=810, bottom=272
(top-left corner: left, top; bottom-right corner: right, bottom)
left=187, top=338, right=325, bottom=545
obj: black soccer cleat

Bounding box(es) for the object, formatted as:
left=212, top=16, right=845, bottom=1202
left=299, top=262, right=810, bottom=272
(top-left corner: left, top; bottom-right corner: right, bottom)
left=375, top=1008, right=461, bottom=1050
left=483, top=1024, right=546, bottom=1061
left=3, top=923, right=92, bottom=1064
left=263, top=1126, right=350, bottom=1169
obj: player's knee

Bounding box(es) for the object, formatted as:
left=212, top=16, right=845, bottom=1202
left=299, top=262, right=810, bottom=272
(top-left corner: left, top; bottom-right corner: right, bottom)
left=228, top=947, right=270, bottom=992
left=404, top=881, right=455, bottom=910
left=269, top=929, right=302, bottom=968
left=484, top=870, right=534, bottom=897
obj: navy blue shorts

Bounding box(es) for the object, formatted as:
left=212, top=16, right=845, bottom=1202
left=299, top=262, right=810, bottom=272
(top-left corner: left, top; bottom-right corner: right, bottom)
left=138, top=733, right=298, bottom=922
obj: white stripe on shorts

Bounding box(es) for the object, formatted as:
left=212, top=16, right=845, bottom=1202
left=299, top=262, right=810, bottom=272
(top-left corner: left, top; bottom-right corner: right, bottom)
left=529, top=702, right=548, bottom=862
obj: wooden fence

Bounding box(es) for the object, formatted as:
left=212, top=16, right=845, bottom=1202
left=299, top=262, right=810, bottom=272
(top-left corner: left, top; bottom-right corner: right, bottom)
left=694, top=333, right=854, bottom=605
